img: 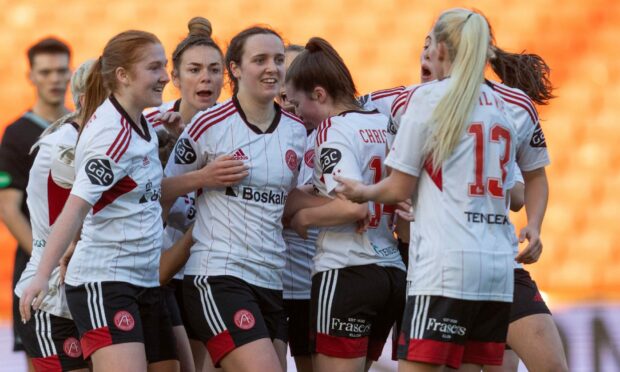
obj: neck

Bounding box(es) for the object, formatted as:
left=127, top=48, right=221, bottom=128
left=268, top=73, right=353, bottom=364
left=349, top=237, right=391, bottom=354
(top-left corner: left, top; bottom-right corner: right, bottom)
left=113, top=93, right=144, bottom=128
left=179, top=100, right=198, bottom=125
left=32, top=100, right=69, bottom=123
left=329, top=100, right=360, bottom=117
left=236, top=90, right=275, bottom=131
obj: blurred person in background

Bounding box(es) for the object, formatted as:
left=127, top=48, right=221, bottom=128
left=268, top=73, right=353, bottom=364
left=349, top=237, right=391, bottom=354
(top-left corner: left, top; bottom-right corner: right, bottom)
left=0, top=36, right=71, bottom=371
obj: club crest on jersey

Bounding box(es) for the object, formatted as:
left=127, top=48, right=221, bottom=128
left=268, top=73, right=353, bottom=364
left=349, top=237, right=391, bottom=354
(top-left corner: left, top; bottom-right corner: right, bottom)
left=320, top=148, right=342, bottom=174
left=304, top=149, right=315, bottom=168
left=530, top=123, right=546, bottom=148
left=285, top=150, right=298, bottom=171
left=85, top=159, right=114, bottom=186
left=114, top=310, right=135, bottom=331
left=234, top=309, right=255, bottom=330
left=231, top=148, right=249, bottom=160
left=63, top=337, right=82, bottom=358
left=174, top=138, right=197, bottom=164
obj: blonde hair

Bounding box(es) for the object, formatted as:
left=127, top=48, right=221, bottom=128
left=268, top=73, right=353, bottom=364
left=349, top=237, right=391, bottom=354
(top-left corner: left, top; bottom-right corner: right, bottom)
left=425, top=9, right=490, bottom=170
left=31, top=59, right=96, bottom=153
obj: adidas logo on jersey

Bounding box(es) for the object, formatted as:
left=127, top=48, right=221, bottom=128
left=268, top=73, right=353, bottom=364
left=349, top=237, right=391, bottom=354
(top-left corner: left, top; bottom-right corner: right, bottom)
left=231, top=148, right=249, bottom=160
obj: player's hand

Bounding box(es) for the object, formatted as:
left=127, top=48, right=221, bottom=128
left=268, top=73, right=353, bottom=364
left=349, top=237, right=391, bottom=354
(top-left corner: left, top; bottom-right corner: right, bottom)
left=516, top=225, right=543, bottom=264
left=158, top=112, right=185, bottom=137
left=356, top=210, right=371, bottom=234
left=199, top=155, right=249, bottom=188
left=58, top=242, right=76, bottom=285
left=19, top=275, right=50, bottom=323
left=334, top=176, right=368, bottom=203
left=395, top=199, right=414, bottom=222
left=290, top=211, right=309, bottom=239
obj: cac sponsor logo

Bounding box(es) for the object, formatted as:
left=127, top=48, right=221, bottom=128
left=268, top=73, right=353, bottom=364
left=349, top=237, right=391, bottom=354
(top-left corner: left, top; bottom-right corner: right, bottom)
left=174, top=138, right=197, bottom=164
left=320, top=148, right=342, bottom=174
left=426, top=317, right=467, bottom=338
left=387, top=117, right=398, bottom=135
left=285, top=149, right=298, bottom=171
left=114, top=310, right=135, bottom=332
left=331, top=317, right=372, bottom=338
left=234, top=309, right=255, bottom=330
left=227, top=186, right=288, bottom=205
left=304, top=149, right=315, bottom=168
left=85, top=159, right=114, bottom=186
left=63, top=337, right=82, bottom=358
left=530, top=123, right=547, bottom=148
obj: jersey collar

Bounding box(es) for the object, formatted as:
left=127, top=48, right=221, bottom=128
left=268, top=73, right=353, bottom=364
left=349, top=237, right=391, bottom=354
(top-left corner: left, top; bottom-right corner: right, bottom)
left=109, top=95, right=152, bottom=142
left=232, top=95, right=281, bottom=135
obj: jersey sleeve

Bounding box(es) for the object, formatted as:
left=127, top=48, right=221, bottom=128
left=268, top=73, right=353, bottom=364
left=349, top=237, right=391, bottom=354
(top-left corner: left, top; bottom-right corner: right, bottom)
left=164, top=123, right=206, bottom=178
left=387, top=89, right=415, bottom=149
left=71, top=123, right=131, bottom=205
left=314, top=119, right=362, bottom=195
left=511, top=103, right=550, bottom=172
left=385, top=94, right=430, bottom=177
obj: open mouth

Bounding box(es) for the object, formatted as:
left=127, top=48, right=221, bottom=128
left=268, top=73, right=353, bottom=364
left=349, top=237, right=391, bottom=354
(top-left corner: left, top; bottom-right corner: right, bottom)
left=261, top=78, right=277, bottom=85
left=196, top=89, right=213, bottom=98
left=421, top=65, right=432, bottom=81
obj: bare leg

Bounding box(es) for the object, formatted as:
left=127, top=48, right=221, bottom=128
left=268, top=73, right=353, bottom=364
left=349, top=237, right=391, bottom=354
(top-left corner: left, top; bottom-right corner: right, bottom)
left=219, top=338, right=283, bottom=372
left=313, top=353, right=366, bottom=372
left=91, top=342, right=148, bottom=372
left=482, top=349, right=519, bottom=372
left=293, top=355, right=313, bottom=372
left=173, top=326, right=195, bottom=372
left=398, top=360, right=443, bottom=372
left=273, top=339, right=288, bottom=372
left=148, top=360, right=180, bottom=372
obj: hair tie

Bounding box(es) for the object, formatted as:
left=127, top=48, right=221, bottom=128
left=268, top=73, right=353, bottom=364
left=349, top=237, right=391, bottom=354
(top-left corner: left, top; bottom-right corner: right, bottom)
left=465, top=13, right=474, bottom=22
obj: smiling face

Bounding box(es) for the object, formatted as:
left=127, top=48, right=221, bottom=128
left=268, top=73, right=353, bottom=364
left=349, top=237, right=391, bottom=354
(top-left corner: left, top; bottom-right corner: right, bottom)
left=230, top=33, right=285, bottom=103
left=124, top=43, right=170, bottom=109
left=29, top=53, right=71, bottom=106
left=173, top=44, right=223, bottom=111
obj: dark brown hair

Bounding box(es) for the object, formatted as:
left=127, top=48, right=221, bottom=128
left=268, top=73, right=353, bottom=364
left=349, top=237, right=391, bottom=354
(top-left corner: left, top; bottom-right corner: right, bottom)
left=225, top=26, right=283, bottom=94
left=27, top=37, right=71, bottom=67
left=79, top=30, right=161, bottom=127
left=285, top=37, right=359, bottom=106
left=172, top=17, right=223, bottom=74
left=487, top=23, right=554, bottom=105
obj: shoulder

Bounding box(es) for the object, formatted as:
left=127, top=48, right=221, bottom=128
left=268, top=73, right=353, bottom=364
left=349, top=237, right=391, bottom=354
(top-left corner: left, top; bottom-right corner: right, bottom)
left=2, top=115, right=41, bottom=141
left=145, top=100, right=177, bottom=128
left=390, top=82, right=436, bottom=118
left=186, top=99, right=237, bottom=141
left=486, top=80, right=538, bottom=124
left=370, top=86, right=405, bottom=101
left=280, top=110, right=306, bottom=132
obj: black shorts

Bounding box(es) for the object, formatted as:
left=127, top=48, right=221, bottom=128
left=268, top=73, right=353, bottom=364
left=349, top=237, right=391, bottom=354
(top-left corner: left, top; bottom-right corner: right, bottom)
left=15, top=309, right=88, bottom=371
left=397, top=295, right=510, bottom=368
left=510, top=268, right=551, bottom=322
left=397, top=239, right=409, bottom=267
left=12, top=248, right=29, bottom=351
left=311, top=264, right=406, bottom=361
left=65, top=282, right=177, bottom=363
left=283, top=299, right=311, bottom=357
left=183, top=275, right=287, bottom=366
left=167, top=278, right=199, bottom=340
left=163, top=283, right=183, bottom=327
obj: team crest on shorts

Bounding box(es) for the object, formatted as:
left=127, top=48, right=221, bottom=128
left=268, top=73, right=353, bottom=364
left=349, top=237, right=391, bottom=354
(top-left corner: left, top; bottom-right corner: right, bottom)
left=63, top=337, right=82, bottom=358
left=285, top=150, right=298, bottom=171
left=114, top=310, right=135, bottom=331
left=304, top=149, right=315, bottom=168
left=234, top=309, right=256, bottom=330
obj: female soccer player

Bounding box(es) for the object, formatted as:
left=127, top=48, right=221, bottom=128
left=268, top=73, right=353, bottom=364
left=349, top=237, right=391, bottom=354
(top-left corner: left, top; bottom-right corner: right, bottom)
left=19, top=30, right=179, bottom=372
left=14, top=60, right=93, bottom=372
left=284, top=37, right=406, bottom=372
left=335, top=9, right=542, bottom=371
left=164, top=26, right=306, bottom=372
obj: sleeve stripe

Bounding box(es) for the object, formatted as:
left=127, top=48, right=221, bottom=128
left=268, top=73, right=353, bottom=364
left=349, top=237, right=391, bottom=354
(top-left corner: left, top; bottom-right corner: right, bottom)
left=316, top=118, right=333, bottom=146
left=371, top=86, right=405, bottom=100
left=501, top=96, right=538, bottom=125
left=106, top=118, right=131, bottom=162
left=489, top=82, right=538, bottom=124
left=282, top=110, right=305, bottom=126
left=145, top=111, right=160, bottom=119
left=191, top=108, right=236, bottom=142
left=188, top=101, right=235, bottom=139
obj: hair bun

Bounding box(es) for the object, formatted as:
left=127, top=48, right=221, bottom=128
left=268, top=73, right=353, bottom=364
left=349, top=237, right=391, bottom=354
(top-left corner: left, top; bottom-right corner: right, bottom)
left=188, top=17, right=212, bottom=37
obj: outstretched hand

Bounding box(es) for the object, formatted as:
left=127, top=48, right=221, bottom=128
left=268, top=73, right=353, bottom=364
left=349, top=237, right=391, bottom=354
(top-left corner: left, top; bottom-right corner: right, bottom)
left=19, top=275, right=49, bottom=323
left=334, top=175, right=368, bottom=203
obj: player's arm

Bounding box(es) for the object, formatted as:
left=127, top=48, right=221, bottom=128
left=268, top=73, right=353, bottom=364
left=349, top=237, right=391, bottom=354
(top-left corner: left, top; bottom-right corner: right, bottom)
left=19, top=195, right=91, bottom=321
left=290, top=198, right=368, bottom=238
left=0, top=189, right=33, bottom=254
left=510, top=182, right=525, bottom=212
left=159, top=226, right=194, bottom=285
left=516, top=167, right=548, bottom=264
left=283, top=186, right=331, bottom=222
left=335, top=169, right=417, bottom=204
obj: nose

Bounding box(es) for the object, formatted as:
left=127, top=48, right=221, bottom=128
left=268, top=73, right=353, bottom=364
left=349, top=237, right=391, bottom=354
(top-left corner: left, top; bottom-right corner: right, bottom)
left=161, top=70, right=170, bottom=84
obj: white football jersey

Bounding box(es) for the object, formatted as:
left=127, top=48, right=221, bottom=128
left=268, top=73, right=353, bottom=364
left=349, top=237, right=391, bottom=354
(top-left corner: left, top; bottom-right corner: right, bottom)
left=386, top=79, right=517, bottom=302
left=283, top=129, right=318, bottom=300
left=313, top=110, right=406, bottom=273
left=66, top=96, right=163, bottom=288
left=145, top=99, right=180, bottom=131
left=15, top=123, right=78, bottom=318
left=163, top=192, right=196, bottom=280
left=165, top=97, right=307, bottom=290
left=359, top=86, right=405, bottom=114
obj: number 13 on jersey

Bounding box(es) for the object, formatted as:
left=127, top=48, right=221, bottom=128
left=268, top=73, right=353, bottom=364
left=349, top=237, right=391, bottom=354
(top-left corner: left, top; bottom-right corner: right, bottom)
left=467, top=122, right=512, bottom=198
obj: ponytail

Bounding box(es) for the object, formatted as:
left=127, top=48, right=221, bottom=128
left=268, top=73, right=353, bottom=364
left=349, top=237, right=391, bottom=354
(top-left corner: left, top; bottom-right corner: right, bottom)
left=489, top=46, right=554, bottom=105
left=425, top=10, right=489, bottom=171
left=285, top=37, right=359, bottom=107
left=30, top=112, right=78, bottom=154
left=78, top=57, right=107, bottom=133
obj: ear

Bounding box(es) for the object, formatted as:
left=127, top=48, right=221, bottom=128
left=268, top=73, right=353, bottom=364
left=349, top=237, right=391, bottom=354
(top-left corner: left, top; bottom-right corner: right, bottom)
left=312, top=86, right=328, bottom=104
left=437, top=41, right=447, bottom=62
left=171, top=69, right=181, bottom=89
left=229, top=61, right=241, bottom=80
left=115, top=66, right=130, bottom=86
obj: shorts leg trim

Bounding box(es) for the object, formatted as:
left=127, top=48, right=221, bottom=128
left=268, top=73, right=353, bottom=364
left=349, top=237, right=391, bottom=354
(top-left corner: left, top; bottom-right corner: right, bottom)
left=402, top=339, right=464, bottom=369
left=81, top=326, right=113, bottom=359
left=34, top=310, right=58, bottom=357
left=206, top=329, right=235, bottom=366
left=367, top=338, right=385, bottom=361
left=315, top=332, right=368, bottom=359
left=462, top=341, right=505, bottom=366
left=32, top=355, right=62, bottom=372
